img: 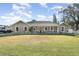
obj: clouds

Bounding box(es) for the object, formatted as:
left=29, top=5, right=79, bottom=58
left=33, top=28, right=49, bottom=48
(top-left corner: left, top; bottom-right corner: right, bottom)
left=36, top=15, right=53, bottom=21
left=0, top=3, right=33, bottom=25
left=48, top=6, right=65, bottom=22
left=48, top=16, right=53, bottom=20
left=40, top=3, right=48, bottom=8
left=12, top=3, right=31, bottom=10
left=12, top=4, right=32, bottom=18
left=0, top=15, right=22, bottom=25
left=0, top=3, right=69, bottom=25
left=49, top=6, right=64, bottom=14
left=12, top=4, right=26, bottom=11
left=18, top=3, right=31, bottom=8
left=50, top=6, right=63, bottom=10
left=19, top=11, right=32, bottom=18
left=36, top=15, right=46, bottom=21
left=37, top=15, right=46, bottom=18
left=36, top=14, right=61, bottom=22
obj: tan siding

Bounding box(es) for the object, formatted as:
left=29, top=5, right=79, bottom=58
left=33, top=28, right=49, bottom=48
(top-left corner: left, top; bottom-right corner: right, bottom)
left=9, top=22, right=29, bottom=33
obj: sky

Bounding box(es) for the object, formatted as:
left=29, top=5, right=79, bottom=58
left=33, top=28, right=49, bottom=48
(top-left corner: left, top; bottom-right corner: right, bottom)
left=0, top=3, right=70, bottom=25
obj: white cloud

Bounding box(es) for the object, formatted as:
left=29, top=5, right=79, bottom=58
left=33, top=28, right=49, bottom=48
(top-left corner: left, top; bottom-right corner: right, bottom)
left=50, top=6, right=63, bottom=10
left=12, top=4, right=26, bottom=11
left=48, top=6, right=64, bottom=18
left=18, top=3, right=31, bottom=8
left=49, top=6, right=63, bottom=15
left=0, top=16, right=22, bottom=25
left=37, top=15, right=46, bottom=21
left=40, top=3, right=48, bottom=8
left=37, top=15, right=46, bottom=18
left=28, top=11, right=32, bottom=14
left=48, top=16, right=53, bottom=21
left=36, top=15, right=60, bottom=22
left=21, top=12, right=32, bottom=18
left=50, top=6, right=65, bottom=14
left=9, top=12, right=14, bottom=16
left=0, top=3, right=32, bottom=25
left=16, top=9, right=32, bottom=18
left=12, top=4, right=32, bottom=18
left=37, top=15, right=52, bottom=21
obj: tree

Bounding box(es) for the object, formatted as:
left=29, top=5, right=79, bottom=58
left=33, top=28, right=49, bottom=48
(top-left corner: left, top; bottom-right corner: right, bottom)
left=53, top=14, right=57, bottom=23
left=32, top=19, right=36, bottom=22
left=60, top=4, right=79, bottom=30
left=73, top=3, right=79, bottom=30
left=29, top=27, right=33, bottom=33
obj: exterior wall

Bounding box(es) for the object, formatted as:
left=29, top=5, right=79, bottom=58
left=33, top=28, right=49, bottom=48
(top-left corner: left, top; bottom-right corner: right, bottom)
left=59, top=26, right=66, bottom=33
left=28, top=23, right=60, bottom=34
left=9, top=22, right=29, bottom=34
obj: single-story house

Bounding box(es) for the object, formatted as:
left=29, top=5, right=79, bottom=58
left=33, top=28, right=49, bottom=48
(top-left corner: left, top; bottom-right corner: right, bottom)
left=8, top=20, right=72, bottom=34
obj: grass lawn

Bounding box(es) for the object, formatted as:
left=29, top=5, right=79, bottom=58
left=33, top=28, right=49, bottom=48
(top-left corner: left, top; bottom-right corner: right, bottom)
left=0, top=35, right=79, bottom=56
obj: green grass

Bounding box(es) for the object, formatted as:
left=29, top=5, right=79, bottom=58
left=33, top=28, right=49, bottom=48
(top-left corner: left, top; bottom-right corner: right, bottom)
left=0, top=35, right=79, bottom=56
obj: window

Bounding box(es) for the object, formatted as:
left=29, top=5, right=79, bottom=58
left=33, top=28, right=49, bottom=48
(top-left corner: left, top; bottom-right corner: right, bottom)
left=33, top=28, right=35, bottom=30
left=51, top=27, right=53, bottom=30
left=33, top=27, right=35, bottom=30
left=62, top=27, right=64, bottom=31
left=45, top=27, right=47, bottom=30
left=16, top=27, right=19, bottom=31
left=2, top=27, right=5, bottom=29
left=24, top=27, right=27, bottom=31
left=54, top=26, right=57, bottom=32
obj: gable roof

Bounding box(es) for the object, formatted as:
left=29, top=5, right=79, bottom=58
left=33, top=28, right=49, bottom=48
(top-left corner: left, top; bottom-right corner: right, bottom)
left=60, top=23, right=70, bottom=27
left=10, top=20, right=28, bottom=26
left=10, top=20, right=59, bottom=27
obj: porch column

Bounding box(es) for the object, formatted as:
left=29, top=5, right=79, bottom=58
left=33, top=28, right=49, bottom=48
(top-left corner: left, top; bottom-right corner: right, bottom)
left=56, top=26, right=59, bottom=33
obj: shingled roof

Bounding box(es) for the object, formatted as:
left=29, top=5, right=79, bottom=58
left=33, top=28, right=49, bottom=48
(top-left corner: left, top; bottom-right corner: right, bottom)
left=27, top=21, right=53, bottom=24
left=27, top=20, right=59, bottom=26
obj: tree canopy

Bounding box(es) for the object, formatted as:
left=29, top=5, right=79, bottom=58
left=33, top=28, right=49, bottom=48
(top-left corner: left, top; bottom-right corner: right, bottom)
left=53, top=14, right=58, bottom=23
left=60, top=4, right=79, bottom=30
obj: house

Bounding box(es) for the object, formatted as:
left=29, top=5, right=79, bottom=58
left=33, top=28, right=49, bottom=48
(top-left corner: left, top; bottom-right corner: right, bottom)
left=8, top=20, right=71, bottom=34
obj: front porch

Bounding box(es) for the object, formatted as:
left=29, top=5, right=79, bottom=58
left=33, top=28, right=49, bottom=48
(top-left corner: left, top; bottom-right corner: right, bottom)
left=30, top=26, right=60, bottom=34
